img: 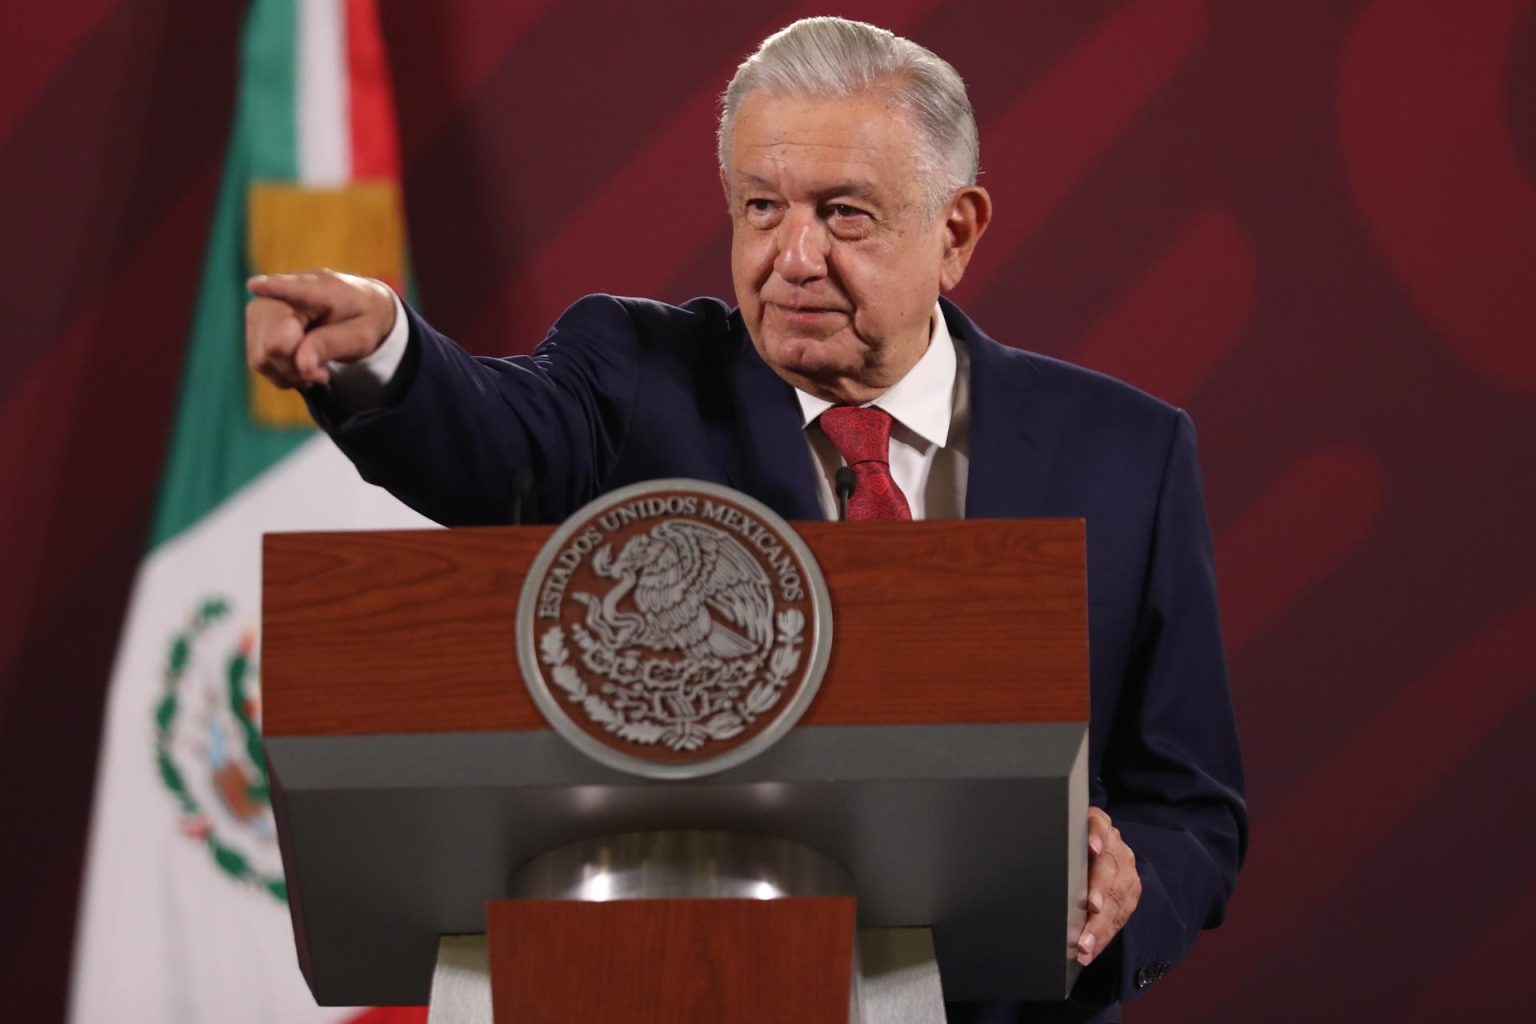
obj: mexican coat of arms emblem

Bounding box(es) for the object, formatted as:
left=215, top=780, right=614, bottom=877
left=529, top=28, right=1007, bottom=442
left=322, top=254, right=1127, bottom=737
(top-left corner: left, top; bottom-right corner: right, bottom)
left=516, top=480, right=832, bottom=778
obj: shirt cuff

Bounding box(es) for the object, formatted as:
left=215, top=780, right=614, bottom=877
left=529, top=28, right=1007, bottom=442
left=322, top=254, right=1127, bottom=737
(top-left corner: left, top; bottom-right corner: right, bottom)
left=325, top=286, right=409, bottom=406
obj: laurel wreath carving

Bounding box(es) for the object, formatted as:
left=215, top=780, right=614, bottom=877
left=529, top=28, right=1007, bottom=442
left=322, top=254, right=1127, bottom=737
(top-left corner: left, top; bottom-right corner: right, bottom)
left=539, top=607, right=805, bottom=752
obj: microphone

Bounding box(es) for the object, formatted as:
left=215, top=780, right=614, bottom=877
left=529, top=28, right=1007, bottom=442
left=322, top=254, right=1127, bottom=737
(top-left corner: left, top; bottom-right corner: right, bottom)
left=834, top=466, right=857, bottom=521
left=510, top=467, right=535, bottom=526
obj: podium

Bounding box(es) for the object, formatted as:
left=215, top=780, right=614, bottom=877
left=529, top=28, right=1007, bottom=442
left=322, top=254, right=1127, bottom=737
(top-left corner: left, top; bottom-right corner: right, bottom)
left=262, top=512, right=1089, bottom=1021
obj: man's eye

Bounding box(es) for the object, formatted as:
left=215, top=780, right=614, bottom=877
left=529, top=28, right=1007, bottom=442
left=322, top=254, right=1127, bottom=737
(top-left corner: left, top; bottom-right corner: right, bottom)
left=746, top=199, right=777, bottom=214
left=828, top=204, right=867, bottom=219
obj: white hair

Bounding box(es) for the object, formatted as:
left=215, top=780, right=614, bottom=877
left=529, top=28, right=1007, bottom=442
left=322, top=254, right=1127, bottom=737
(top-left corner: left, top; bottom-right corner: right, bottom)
left=717, top=16, right=980, bottom=217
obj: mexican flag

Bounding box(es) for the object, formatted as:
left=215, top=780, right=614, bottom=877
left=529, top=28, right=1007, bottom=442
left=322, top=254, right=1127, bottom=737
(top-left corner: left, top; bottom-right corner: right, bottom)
left=69, top=1, right=432, bottom=1021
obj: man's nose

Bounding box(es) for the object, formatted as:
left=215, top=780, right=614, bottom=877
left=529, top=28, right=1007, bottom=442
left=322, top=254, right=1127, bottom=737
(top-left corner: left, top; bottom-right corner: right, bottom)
left=773, top=208, right=829, bottom=284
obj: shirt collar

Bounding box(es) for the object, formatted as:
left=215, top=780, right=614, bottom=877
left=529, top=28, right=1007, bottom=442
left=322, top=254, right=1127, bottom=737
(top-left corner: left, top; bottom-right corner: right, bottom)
left=794, top=303, right=956, bottom=448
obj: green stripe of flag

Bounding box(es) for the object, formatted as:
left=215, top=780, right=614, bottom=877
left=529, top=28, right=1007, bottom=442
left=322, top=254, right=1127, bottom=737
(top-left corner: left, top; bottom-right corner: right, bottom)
left=150, top=0, right=309, bottom=548
left=242, top=0, right=298, bottom=182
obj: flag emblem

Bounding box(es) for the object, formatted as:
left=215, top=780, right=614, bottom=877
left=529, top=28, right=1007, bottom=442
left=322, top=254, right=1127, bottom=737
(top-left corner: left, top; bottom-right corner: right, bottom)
left=153, top=598, right=285, bottom=901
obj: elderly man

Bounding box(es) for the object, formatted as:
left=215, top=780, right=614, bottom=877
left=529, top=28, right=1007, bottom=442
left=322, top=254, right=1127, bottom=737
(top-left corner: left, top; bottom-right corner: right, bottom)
left=247, top=17, right=1245, bottom=1022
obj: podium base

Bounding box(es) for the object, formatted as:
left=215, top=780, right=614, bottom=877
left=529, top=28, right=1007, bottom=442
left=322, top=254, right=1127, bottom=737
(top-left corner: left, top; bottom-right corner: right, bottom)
left=427, top=927, right=944, bottom=1024
left=424, top=834, right=942, bottom=1022
left=855, top=928, right=947, bottom=1023
left=426, top=935, right=491, bottom=1024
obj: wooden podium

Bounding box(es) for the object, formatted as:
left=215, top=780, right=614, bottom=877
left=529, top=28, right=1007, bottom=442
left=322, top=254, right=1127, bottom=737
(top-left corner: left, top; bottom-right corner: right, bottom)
left=262, top=518, right=1089, bottom=1021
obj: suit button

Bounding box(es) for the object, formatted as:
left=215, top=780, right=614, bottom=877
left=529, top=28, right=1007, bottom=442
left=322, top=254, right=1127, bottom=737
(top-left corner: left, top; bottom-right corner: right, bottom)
left=1135, top=967, right=1152, bottom=990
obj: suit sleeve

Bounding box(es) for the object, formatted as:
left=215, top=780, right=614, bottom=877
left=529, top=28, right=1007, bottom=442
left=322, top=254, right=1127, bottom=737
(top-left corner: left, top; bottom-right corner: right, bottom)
left=1076, top=409, right=1249, bottom=1005
left=305, top=295, right=641, bottom=525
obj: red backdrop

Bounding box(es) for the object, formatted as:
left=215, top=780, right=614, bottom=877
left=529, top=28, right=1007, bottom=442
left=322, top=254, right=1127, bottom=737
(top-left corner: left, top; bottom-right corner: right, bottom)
left=3, top=1, right=1533, bottom=1020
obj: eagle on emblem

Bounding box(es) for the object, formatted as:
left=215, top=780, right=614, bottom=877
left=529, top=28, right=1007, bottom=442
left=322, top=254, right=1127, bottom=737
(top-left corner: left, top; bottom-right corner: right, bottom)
left=574, top=520, right=774, bottom=661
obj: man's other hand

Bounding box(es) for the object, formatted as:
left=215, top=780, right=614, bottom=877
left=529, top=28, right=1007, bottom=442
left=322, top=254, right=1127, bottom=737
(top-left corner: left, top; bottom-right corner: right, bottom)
left=1076, top=807, right=1141, bottom=966
left=246, top=270, right=396, bottom=388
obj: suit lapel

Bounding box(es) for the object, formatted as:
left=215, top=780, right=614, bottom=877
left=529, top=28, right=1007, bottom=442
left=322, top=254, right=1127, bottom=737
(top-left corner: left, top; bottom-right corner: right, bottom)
left=943, top=300, right=1052, bottom=519
left=705, top=314, right=824, bottom=521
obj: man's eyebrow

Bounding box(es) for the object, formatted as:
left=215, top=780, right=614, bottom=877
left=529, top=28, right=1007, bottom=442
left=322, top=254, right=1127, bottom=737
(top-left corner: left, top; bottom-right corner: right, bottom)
left=819, top=181, right=881, bottom=203
left=733, top=174, right=882, bottom=203
left=737, top=173, right=778, bottom=191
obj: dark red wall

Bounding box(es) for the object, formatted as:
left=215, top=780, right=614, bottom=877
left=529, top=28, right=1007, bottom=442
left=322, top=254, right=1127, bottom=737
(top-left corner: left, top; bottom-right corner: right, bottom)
left=3, top=1, right=1533, bottom=1020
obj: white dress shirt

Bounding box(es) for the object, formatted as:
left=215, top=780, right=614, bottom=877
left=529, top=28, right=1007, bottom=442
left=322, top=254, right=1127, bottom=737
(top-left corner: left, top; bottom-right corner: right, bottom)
left=332, top=295, right=971, bottom=521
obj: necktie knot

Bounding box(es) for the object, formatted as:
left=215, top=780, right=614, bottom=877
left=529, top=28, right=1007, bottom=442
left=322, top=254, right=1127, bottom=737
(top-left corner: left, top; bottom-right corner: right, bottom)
left=818, top=405, right=894, bottom=467
left=817, top=405, right=911, bottom=521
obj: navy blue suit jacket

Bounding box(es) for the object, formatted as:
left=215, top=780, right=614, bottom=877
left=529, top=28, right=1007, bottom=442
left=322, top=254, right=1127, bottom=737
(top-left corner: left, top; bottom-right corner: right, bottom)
left=312, top=294, right=1247, bottom=1020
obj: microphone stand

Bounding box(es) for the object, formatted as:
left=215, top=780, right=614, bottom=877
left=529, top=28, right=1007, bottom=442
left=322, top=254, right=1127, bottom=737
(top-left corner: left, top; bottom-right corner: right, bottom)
left=834, top=466, right=857, bottom=522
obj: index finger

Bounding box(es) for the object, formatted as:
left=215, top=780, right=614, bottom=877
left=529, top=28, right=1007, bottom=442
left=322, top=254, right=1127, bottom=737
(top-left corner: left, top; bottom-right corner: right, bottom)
left=1086, top=806, right=1112, bottom=854
left=246, top=272, right=337, bottom=314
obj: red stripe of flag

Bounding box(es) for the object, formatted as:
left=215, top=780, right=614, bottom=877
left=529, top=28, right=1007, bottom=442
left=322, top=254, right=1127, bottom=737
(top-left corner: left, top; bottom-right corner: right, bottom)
left=345, top=1007, right=427, bottom=1024
left=345, top=0, right=401, bottom=181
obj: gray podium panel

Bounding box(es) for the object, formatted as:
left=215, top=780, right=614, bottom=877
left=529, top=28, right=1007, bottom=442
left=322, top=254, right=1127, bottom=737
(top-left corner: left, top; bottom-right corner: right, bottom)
left=268, top=721, right=1087, bottom=1006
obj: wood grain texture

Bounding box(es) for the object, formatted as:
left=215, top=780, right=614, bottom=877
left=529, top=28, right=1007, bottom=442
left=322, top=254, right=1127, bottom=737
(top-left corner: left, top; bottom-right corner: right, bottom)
left=485, top=897, right=856, bottom=1024
left=262, top=519, right=1087, bottom=737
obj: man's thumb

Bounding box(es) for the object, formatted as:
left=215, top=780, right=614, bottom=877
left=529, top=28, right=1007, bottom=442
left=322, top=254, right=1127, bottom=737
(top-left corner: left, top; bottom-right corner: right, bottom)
left=294, top=321, right=380, bottom=378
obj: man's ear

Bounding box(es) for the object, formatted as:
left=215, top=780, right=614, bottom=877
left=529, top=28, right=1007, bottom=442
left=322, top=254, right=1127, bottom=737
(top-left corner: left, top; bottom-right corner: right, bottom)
left=938, top=185, right=992, bottom=291
left=720, top=169, right=732, bottom=207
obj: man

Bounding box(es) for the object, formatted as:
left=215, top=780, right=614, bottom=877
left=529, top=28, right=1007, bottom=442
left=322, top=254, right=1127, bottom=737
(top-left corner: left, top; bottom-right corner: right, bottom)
left=246, top=17, right=1245, bottom=1021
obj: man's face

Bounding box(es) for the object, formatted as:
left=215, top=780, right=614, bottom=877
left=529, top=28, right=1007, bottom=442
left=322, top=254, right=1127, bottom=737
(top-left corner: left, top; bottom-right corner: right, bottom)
left=726, top=86, right=982, bottom=403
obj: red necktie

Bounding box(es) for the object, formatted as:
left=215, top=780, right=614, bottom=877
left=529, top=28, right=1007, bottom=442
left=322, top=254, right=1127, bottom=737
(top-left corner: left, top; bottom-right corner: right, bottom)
left=818, top=405, right=913, bottom=521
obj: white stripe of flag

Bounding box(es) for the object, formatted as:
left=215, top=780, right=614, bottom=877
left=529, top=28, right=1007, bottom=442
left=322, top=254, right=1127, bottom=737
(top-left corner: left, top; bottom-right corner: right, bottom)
left=297, top=0, right=350, bottom=186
